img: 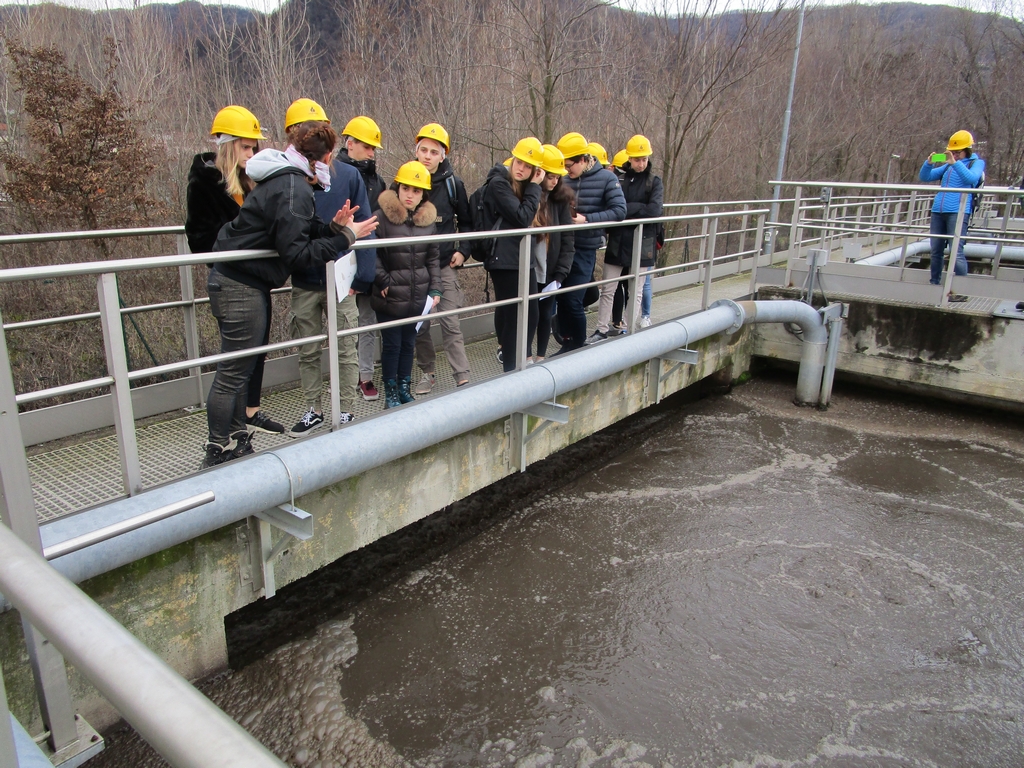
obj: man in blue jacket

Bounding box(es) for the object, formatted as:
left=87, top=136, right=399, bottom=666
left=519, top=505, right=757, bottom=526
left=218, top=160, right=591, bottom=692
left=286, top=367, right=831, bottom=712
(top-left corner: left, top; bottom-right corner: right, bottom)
left=555, top=132, right=626, bottom=352
left=919, top=129, right=985, bottom=296
left=286, top=103, right=375, bottom=435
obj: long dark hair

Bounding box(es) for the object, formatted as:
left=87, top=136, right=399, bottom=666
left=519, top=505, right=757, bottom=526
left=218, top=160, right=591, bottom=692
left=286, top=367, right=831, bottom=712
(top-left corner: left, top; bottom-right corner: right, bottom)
left=507, top=166, right=530, bottom=201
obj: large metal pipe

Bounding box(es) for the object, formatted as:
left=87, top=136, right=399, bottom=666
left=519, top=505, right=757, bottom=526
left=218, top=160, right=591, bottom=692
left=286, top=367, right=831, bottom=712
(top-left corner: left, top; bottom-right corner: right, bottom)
left=738, top=300, right=826, bottom=405
left=0, top=524, right=287, bottom=768
left=35, top=301, right=823, bottom=586
left=856, top=240, right=1024, bottom=266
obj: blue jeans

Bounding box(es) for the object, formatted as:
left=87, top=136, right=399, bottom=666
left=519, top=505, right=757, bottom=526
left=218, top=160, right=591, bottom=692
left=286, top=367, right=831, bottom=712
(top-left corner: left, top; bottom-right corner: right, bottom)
left=557, top=247, right=597, bottom=350
left=377, top=311, right=417, bottom=381
left=929, top=211, right=969, bottom=285
left=206, top=271, right=268, bottom=445
left=641, top=272, right=652, bottom=317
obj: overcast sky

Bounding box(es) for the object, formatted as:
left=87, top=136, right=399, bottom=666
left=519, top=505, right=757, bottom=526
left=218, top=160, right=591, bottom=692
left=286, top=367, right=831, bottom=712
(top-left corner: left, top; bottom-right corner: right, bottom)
left=0, top=0, right=988, bottom=14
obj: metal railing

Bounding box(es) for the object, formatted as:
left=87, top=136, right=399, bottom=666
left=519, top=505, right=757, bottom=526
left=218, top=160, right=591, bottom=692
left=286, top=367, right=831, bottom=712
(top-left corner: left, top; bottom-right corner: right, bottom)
left=763, top=180, right=1024, bottom=307
left=0, top=205, right=768, bottom=491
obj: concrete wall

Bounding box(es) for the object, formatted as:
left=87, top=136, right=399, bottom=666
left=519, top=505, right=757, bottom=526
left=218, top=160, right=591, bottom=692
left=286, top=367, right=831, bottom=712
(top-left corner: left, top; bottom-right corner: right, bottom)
left=1, top=326, right=754, bottom=734
left=754, top=286, right=1024, bottom=412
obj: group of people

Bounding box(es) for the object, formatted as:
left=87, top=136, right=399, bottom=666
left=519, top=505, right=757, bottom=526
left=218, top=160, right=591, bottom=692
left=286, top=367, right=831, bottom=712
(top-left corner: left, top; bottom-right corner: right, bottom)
left=185, top=98, right=664, bottom=468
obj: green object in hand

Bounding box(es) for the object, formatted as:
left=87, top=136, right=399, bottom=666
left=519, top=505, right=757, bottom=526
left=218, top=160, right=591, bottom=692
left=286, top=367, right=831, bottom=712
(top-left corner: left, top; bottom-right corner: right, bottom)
left=931, top=153, right=947, bottom=163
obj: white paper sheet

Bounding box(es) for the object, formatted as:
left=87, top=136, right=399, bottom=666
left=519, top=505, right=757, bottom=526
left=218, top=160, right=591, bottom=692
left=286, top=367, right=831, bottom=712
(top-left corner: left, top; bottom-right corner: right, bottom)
left=333, top=252, right=357, bottom=302
left=541, top=280, right=561, bottom=294
left=415, top=295, right=434, bottom=333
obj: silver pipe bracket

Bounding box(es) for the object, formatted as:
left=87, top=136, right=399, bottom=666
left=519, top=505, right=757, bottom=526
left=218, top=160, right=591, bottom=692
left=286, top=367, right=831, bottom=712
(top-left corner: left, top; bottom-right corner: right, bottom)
left=658, top=349, right=700, bottom=366
left=249, top=504, right=313, bottom=599
left=710, top=299, right=745, bottom=334
left=520, top=402, right=570, bottom=425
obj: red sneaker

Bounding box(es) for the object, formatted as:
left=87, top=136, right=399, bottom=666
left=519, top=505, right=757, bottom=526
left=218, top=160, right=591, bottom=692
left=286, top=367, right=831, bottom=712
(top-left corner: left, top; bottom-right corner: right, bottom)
left=358, top=379, right=379, bottom=401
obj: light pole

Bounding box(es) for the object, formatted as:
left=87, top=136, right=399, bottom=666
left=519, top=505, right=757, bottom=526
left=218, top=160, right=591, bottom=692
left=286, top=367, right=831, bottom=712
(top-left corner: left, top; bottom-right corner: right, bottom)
left=885, top=153, right=901, bottom=186
left=765, top=0, right=807, bottom=257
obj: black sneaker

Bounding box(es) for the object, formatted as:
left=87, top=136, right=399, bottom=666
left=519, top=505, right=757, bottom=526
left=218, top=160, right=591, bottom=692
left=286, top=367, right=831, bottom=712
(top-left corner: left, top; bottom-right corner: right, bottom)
left=337, top=412, right=355, bottom=424
left=496, top=347, right=503, bottom=364
left=585, top=330, right=608, bottom=345
left=289, top=408, right=325, bottom=437
left=200, top=441, right=234, bottom=469
left=948, top=293, right=969, bottom=303
left=230, top=431, right=255, bottom=459
left=246, top=410, right=285, bottom=434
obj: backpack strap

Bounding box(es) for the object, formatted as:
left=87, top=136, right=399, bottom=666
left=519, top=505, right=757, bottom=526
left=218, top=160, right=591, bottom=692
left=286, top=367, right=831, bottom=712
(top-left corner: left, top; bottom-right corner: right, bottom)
left=445, top=176, right=457, bottom=207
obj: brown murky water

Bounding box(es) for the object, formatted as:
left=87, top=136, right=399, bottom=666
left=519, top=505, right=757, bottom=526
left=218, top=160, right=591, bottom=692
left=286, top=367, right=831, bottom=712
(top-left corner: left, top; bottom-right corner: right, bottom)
left=96, top=378, right=1024, bottom=767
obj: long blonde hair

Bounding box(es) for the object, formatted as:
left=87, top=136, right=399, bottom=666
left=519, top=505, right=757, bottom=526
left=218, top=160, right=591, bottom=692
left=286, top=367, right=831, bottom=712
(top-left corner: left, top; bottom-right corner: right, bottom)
left=214, top=139, right=255, bottom=199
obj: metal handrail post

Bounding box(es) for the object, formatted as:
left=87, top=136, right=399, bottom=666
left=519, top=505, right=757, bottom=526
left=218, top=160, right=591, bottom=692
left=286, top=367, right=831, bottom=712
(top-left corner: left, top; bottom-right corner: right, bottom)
left=1, top=662, right=17, bottom=768
left=177, top=235, right=205, bottom=406
left=702, top=218, right=718, bottom=310
left=628, top=223, right=643, bottom=334
left=940, top=194, right=969, bottom=307
left=0, top=523, right=288, bottom=768
left=177, top=234, right=205, bottom=408
left=749, top=213, right=767, bottom=294
left=992, top=201, right=1010, bottom=274
left=0, top=310, right=79, bottom=753
left=515, top=234, right=531, bottom=371
left=326, top=262, right=342, bottom=430
left=697, top=206, right=710, bottom=266
left=97, top=273, right=143, bottom=496
left=790, top=186, right=803, bottom=259
left=738, top=204, right=749, bottom=258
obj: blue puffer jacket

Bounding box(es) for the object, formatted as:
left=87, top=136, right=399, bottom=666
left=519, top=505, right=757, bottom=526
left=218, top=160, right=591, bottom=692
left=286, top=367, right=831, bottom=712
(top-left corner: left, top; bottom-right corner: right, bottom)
left=292, top=159, right=376, bottom=294
left=919, top=155, right=985, bottom=215
left=565, top=162, right=626, bottom=250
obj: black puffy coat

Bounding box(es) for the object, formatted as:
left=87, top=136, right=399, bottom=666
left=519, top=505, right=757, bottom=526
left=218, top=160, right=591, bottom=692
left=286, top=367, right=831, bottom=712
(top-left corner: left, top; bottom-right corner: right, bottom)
left=565, top=161, right=626, bottom=251
left=370, top=190, right=441, bottom=317
left=213, top=166, right=354, bottom=293
left=427, top=158, right=472, bottom=268
left=481, top=164, right=542, bottom=273
left=185, top=153, right=239, bottom=254
left=605, top=165, right=664, bottom=268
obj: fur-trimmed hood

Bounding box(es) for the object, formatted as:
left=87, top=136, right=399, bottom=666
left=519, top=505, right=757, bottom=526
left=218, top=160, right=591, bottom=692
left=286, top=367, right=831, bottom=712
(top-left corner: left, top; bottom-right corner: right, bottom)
left=377, top=189, right=437, bottom=228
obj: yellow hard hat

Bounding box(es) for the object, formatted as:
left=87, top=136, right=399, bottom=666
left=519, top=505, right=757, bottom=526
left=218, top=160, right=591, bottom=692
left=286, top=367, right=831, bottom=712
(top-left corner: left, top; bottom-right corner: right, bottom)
left=541, top=144, right=568, bottom=176
left=342, top=116, right=383, bottom=148
left=416, top=122, right=450, bottom=150
left=285, top=98, right=330, bottom=130
left=587, top=142, right=609, bottom=166
left=210, top=106, right=266, bottom=141
left=612, top=149, right=629, bottom=168
left=946, top=129, right=974, bottom=152
left=503, top=157, right=513, bottom=167
left=511, top=137, right=544, bottom=167
left=394, top=160, right=432, bottom=190
left=557, top=132, right=589, bottom=159
left=626, top=134, right=653, bottom=158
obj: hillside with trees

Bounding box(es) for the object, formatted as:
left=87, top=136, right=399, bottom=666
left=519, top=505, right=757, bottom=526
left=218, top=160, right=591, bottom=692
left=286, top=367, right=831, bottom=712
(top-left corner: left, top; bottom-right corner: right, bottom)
left=0, top=0, right=1022, bottom=233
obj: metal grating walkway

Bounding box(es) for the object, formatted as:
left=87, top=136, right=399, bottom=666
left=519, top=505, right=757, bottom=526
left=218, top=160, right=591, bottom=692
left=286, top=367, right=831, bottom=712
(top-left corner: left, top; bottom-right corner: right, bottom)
left=30, top=278, right=762, bottom=523
left=26, top=273, right=995, bottom=523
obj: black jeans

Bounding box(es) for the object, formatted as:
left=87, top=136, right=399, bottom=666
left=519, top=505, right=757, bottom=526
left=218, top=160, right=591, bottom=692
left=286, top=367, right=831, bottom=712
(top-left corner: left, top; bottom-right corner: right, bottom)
left=535, top=295, right=556, bottom=357
left=377, top=311, right=417, bottom=381
left=206, top=271, right=268, bottom=445
left=490, top=269, right=538, bottom=372
left=556, top=247, right=596, bottom=350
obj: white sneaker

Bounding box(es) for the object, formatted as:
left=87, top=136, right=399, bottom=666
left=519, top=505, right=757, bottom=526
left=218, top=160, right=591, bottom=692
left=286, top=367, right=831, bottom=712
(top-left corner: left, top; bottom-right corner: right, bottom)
left=415, top=373, right=436, bottom=394
left=639, top=316, right=652, bottom=328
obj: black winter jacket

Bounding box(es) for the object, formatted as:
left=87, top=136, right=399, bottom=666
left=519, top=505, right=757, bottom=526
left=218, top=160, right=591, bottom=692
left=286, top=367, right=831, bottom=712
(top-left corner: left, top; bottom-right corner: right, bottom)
left=370, top=191, right=442, bottom=317
left=481, top=164, right=542, bottom=273
left=565, top=161, right=626, bottom=251
left=185, top=153, right=239, bottom=254
left=213, top=166, right=355, bottom=293
left=427, top=158, right=472, bottom=268
left=544, top=193, right=575, bottom=286
left=337, top=148, right=387, bottom=212
left=605, top=166, right=664, bottom=268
